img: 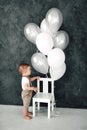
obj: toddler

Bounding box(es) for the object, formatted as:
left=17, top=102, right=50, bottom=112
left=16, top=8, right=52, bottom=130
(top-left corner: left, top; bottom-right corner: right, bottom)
left=18, top=63, right=39, bottom=120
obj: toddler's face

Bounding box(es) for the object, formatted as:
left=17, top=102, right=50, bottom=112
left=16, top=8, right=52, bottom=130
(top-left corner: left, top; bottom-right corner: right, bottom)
left=26, top=66, right=31, bottom=76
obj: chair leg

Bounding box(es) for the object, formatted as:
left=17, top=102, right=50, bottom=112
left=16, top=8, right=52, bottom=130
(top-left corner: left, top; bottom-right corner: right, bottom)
left=52, top=100, right=54, bottom=111
left=48, top=101, right=50, bottom=119
left=37, top=102, right=40, bottom=110
left=33, top=99, right=35, bottom=117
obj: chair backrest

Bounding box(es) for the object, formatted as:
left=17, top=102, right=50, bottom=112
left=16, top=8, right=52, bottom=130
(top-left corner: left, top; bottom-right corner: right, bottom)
left=37, top=78, right=54, bottom=94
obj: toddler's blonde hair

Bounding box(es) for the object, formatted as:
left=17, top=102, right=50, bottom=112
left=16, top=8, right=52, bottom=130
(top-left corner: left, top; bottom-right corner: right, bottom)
left=18, top=63, right=30, bottom=75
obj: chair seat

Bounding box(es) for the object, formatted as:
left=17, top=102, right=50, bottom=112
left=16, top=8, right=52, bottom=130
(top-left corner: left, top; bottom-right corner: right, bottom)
left=33, top=78, right=55, bottom=118
left=33, top=92, right=54, bottom=102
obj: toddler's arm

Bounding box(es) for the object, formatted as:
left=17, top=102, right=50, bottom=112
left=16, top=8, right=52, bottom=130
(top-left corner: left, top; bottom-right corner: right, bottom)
left=30, top=76, right=40, bottom=82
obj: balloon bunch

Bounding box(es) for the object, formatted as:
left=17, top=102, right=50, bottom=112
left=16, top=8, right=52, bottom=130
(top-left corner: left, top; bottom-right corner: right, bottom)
left=24, top=8, right=69, bottom=81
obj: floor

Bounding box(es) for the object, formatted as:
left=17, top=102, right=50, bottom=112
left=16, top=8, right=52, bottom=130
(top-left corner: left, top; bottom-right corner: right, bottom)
left=0, top=105, right=87, bottom=130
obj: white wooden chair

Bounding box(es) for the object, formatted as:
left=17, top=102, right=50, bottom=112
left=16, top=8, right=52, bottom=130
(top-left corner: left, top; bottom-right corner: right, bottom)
left=33, top=78, right=55, bottom=119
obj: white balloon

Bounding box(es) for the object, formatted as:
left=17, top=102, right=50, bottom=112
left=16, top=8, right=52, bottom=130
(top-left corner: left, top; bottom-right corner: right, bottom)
left=36, top=32, right=54, bottom=55
left=24, top=23, right=41, bottom=44
left=46, top=8, right=63, bottom=33
left=48, top=48, right=65, bottom=68
left=40, top=19, right=53, bottom=36
left=54, top=31, right=69, bottom=50
left=50, top=63, right=66, bottom=80
left=31, top=53, right=49, bottom=74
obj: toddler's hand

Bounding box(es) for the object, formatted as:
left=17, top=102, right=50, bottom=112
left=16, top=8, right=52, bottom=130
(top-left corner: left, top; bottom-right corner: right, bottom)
left=37, top=76, right=40, bottom=80
left=33, top=87, right=38, bottom=92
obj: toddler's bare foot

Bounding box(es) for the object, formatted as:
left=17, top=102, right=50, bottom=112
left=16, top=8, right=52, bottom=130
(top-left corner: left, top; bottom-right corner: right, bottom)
left=27, top=111, right=33, bottom=116
left=24, top=116, right=32, bottom=120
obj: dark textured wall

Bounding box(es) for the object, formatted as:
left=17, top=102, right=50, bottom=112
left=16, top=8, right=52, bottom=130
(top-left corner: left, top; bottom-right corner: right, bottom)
left=0, top=0, right=87, bottom=108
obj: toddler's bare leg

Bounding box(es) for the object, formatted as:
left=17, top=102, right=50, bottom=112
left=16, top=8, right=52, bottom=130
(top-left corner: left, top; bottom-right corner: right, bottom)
left=23, top=108, right=32, bottom=120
